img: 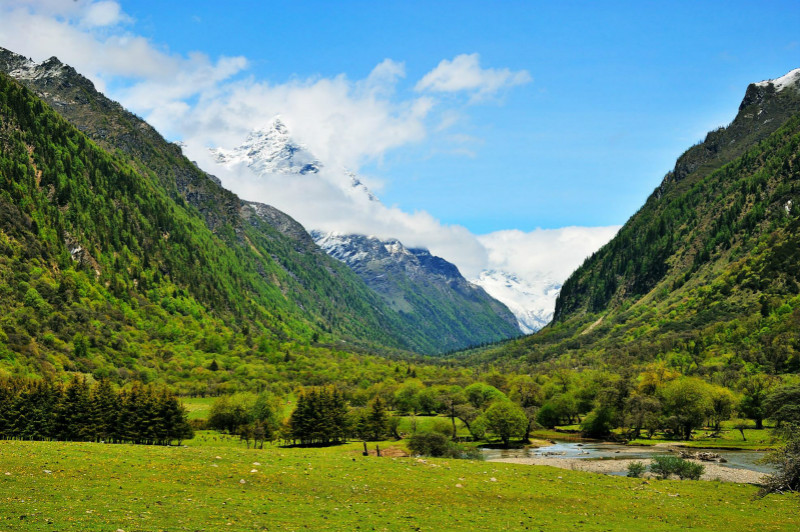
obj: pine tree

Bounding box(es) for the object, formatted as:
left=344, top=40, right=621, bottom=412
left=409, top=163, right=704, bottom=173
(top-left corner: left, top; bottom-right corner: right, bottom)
left=367, top=397, right=388, bottom=441
left=91, top=379, right=119, bottom=443
left=54, top=377, right=92, bottom=441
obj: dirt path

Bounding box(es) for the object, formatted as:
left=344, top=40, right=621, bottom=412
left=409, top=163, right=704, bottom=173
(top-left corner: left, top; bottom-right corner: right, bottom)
left=491, top=457, right=767, bottom=484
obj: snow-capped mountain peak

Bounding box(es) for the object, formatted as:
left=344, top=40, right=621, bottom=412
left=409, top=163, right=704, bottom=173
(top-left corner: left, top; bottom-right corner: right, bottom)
left=6, top=55, right=68, bottom=82
left=208, top=118, right=381, bottom=205
left=755, top=68, right=800, bottom=92
left=210, top=117, right=321, bottom=175
left=472, top=269, right=561, bottom=334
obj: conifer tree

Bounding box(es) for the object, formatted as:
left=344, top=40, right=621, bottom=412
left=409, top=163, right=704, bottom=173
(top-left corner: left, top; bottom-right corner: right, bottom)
left=91, top=379, right=119, bottom=443
left=367, top=397, right=388, bottom=441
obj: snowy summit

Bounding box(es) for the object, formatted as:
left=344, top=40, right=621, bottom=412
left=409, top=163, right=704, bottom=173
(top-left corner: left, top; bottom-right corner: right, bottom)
left=755, top=68, right=800, bottom=92
left=210, top=117, right=321, bottom=176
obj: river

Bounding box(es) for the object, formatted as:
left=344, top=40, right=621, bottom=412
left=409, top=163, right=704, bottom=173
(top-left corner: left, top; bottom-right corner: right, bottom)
left=481, top=440, right=775, bottom=476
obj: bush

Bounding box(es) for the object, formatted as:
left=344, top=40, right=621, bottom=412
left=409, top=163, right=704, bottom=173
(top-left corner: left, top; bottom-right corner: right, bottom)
left=650, top=456, right=679, bottom=479
left=536, top=403, right=560, bottom=429
left=408, top=432, right=450, bottom=457
left=407, top=432, right=484, bottom=460
left=649, top=455, right=704, bottom=480
left=580, top=406, right=616, bottom=438
left=451, top=443, right=485, bottom=460
left=627, top=461, right=647, bottom=478
left=677, top=460, right=705, bottom=480
left=757, top=423, right=800, bottom=497
left=429, top=417, right=454, bottom=436
left=468, top=416, right=487, bottom=440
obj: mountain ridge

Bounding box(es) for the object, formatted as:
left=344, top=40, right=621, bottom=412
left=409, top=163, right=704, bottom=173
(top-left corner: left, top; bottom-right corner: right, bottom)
left=204, top=116, right=548, bottom=332
left=453, top=67, right=800, bottom=376
left=0, top=46, right=521, bottom=356
left=312, top=231, right=522, bottom=351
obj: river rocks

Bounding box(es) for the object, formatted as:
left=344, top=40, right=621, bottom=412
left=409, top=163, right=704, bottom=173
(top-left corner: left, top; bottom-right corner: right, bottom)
left=490, top=457, right=766, bottom=484
left=676, top=450, right=727, bottom=462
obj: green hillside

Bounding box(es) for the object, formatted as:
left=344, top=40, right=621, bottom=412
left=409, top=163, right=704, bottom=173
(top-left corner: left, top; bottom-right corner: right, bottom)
left=456, top=76, right=800, bottom=377
left=0, top=47, right=520, bottom=356
left=0, top=70, right=479, bottom=392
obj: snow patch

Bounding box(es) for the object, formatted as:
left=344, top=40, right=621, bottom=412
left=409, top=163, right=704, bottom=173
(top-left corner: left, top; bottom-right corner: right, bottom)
left=755, top=68, right=800, bottom=92
left=8, top=56, right=66, bottom=82
left=472, top=269, right=561, bottom=333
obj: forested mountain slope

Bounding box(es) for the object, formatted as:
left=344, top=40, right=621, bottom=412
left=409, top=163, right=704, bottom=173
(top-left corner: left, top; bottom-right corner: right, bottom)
left=0, top=70, right=442, bottom=390
left=313, top=232, right=521, bottom=352
left=457, top=70, right=800, bottom=376
left=0, top=47, right=518, bottom=357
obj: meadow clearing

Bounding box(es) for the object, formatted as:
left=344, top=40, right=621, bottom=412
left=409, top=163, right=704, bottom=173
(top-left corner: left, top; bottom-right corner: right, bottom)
left=0, top=434, right=798, bottom=531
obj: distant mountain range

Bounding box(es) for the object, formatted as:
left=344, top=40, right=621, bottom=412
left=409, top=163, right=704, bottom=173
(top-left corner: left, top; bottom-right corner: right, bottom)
left=205, top=116, right=555, bottom=332
left=312, top=231, right=521, bottom=349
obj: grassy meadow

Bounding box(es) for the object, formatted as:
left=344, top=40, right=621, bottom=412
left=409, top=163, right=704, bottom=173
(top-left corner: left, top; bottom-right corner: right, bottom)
left=1, top=436, right=798, bottom=531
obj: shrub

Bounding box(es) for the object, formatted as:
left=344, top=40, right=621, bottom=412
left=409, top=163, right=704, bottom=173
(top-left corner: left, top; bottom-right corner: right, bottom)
left=408, top=432, right=450, bottom=457
left=468, top=416, right=487, bottom=440
left=451, top=443, right=485, bottom=460
left=580, top=406, right=616, bottom=438
left=407, top=432, right=484, bottom=460
left=676, top=460, right=705, bottom=480
left=430, top=417, right=454, bottom=436
left=649, top=455, right=704, bottom=480
left=757, top=423, right=800, bottom=497
left=627, top=461, right=647, bottom=478
left=536, top=403, right=560, bottom=429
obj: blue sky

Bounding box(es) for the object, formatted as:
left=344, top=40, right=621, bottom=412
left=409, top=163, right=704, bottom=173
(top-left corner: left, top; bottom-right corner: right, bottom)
left=109, top=1, right=800, bottom=232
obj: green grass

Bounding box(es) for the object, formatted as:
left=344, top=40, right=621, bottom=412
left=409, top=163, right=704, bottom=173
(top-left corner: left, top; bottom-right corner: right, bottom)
left=396, top=415, right=469, bottom=438
left=181, top=397, right=216, bottom=421
left=0, top=438, right=798, bottom=531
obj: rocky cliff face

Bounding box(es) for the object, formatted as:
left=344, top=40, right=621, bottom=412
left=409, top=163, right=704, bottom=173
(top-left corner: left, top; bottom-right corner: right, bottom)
left=659, top=68, right=800, bottom=194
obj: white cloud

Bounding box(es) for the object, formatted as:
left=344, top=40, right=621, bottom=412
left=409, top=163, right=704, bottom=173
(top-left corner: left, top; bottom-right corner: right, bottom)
left=0, top=2, right=615, bottom=324
left=172, top=63, right=433, bottom=171
left=415, top=53, right=531, bottom=99
left=478, top=226, right=621, bottom=282
left=0, top=1, right=246, bottom=97
left=82, top=1, right=127, bottom=28
left=188, top=144, right=491, bottom=277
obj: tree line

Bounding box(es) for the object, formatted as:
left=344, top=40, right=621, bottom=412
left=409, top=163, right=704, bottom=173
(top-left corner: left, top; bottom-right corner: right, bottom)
left=207, top=386, right=394, bottom=446
left=0, top=376, right=193, bottom=445
left=206, top=368, right=800, bottom=451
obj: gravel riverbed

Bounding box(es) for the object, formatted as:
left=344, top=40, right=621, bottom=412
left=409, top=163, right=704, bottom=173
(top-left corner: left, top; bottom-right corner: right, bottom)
left=491, top=456, right=767, bottom=484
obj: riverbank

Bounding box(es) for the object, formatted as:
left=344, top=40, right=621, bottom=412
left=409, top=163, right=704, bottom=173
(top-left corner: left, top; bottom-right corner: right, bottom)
left=490, top=456, right=767, bottom=484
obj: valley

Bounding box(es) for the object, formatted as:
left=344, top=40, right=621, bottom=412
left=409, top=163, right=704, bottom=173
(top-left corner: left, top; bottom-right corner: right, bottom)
left=1, top=2, right=800, bottom=530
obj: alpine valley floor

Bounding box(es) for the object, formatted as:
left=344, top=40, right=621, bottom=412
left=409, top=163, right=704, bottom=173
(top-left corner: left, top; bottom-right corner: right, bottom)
left=0, top=437, right=798, bottom=531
